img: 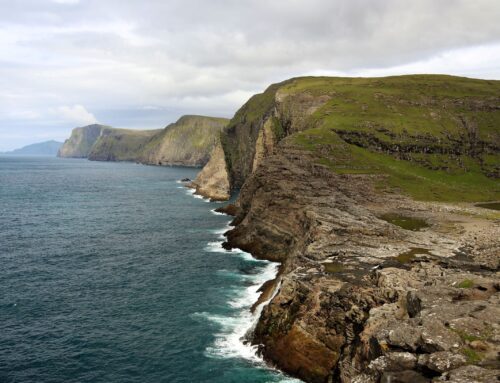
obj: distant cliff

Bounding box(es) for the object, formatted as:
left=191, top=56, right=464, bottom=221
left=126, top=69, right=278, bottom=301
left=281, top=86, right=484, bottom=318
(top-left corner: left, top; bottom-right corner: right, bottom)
left=87, top=128, right=161, bottom=162
left=139, top=115, right=229, bottom=166
left=1, top=140, right=63, bottom=156
left=58, top=115, right=228, bottom=166
left=58, top=124, right=109, bottom=158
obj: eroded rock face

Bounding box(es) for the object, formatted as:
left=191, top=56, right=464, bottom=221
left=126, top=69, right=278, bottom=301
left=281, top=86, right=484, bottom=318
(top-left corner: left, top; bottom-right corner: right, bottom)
left=188, top=141, right=230, bottom=201
left=222, top=141, right=499, bottom=382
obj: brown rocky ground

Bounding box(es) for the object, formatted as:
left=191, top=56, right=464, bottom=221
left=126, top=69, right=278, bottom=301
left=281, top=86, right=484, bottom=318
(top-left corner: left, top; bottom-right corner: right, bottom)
left=221, top=141, right=500, bottom=383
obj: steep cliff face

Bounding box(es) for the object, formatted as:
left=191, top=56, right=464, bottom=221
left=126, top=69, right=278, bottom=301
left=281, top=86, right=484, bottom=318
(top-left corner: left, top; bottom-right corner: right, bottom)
left=139, top=115, right=228, bottom=166
left=188, top=140, right=230, bottom=200
left=58, top=124, right=109, bottom=158
left=88, top=128, right=160, bottom=161
left=202, top=75, right=500, bottom=382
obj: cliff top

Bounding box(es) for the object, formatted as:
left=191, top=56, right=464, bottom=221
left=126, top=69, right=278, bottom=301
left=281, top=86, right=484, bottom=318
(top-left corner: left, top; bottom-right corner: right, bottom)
left=224, top=74, right=499, bottom=202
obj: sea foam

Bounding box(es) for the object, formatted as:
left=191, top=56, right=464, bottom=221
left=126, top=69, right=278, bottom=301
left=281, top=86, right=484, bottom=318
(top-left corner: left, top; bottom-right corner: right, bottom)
left=196, top=216, right=301, bottom=382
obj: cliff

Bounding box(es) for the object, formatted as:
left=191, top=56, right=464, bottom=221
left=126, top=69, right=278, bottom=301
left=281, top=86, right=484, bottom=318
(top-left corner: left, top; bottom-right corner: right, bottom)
left=58, top=115, right=228, bottom=166
left=199, top=75, right=500, bottom=382
left=139, top=115, right=229, bottom=166
left=58, top=124, right=109, bottom=158
left=88, top=128, right=161, bottom=161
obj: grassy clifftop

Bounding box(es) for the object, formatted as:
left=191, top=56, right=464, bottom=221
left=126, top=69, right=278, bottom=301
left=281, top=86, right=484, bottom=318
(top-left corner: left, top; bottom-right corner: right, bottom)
left=221, top=75, right=499, bottom=202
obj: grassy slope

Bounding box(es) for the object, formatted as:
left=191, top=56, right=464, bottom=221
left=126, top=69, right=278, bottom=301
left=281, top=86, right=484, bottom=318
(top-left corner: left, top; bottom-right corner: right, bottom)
left=281, top=75, right=499, bottom=202
left=140, top=115, right=229, bottom=165
left=88, top=128, right=161, bottom=161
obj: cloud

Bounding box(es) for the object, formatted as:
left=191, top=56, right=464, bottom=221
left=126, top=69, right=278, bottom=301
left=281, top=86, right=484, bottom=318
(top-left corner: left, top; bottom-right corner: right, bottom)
left=54, top=105, right=98, bottom=125
left=52, top=0, right=80, bottom=4
left=0, top=0, right=499, bottom=150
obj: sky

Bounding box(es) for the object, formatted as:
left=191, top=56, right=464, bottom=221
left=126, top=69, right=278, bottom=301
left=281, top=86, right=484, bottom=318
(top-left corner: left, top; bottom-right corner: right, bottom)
left=1, top=0, right=499, bottom=151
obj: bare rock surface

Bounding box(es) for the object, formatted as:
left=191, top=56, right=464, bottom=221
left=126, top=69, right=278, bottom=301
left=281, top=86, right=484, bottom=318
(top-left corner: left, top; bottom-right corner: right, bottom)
left=222, top=141, right=500, bottom=382
left=188, top=141, right=231, bottom=201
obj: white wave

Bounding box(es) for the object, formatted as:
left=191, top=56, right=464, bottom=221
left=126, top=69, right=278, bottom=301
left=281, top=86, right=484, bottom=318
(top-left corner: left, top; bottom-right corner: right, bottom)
left=204, top=261, right=279, bottom=362
left=199, top=215, right=302, bottom=382
left=204, top=241, right=227, bottom=253
left=210, top=209, right=226, bottom=216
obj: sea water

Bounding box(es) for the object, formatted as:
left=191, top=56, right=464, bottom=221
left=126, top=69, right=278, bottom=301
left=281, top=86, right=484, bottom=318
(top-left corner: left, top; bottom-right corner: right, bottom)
left=0, top=157, right=300, bottom=383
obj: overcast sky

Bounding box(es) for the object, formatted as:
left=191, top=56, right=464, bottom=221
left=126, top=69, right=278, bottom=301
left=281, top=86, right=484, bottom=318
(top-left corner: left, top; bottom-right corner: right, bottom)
left=1, top=0, right=499, bottom=150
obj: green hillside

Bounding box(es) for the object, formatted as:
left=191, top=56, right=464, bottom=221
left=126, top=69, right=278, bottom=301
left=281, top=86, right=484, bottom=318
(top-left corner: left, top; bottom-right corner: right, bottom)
left=222, top=75, right=500, bottom=202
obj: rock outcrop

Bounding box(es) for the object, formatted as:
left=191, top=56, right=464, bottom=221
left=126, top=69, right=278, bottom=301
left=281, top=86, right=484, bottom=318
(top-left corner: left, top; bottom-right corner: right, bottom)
left=196, top=75, right=500, bottom=382
left=188, top=140, right=230, bottom=200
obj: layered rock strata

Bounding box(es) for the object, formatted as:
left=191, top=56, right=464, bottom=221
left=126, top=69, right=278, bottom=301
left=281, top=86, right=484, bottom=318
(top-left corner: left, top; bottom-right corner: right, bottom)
left=224, top=141, right=499, bottom=382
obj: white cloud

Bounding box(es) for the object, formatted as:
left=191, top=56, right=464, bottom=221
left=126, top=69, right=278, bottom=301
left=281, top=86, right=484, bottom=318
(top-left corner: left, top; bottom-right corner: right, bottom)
left=53, top=105, right=98, bottom=125
left=0, top=0, right=499, bottom=150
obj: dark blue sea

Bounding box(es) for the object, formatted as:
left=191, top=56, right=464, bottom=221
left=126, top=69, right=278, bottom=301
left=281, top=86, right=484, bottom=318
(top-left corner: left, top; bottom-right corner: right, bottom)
left=0, top=157, right=299, bottom=383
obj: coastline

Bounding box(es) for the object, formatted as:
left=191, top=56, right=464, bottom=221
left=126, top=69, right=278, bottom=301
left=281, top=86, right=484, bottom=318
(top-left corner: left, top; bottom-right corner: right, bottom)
left=183, top=188, right=303, bottom=382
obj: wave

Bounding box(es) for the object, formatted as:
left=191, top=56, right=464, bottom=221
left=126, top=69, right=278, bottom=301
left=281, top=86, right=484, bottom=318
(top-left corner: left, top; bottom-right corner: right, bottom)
left=195, top=218, right=302, bottom=382
left=210, top=209, right=226, bottom=216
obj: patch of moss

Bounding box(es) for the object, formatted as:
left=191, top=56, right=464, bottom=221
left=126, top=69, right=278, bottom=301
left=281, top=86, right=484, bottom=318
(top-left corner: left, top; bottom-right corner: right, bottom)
left=461, top=347, right=483, bottom=364
left=379, top=214, right=429, bottom=231
left=394, top=248, right=431, bottom=263
left=323, top=262, right=345, bottom=273
left=271, top=116, right=286, bottom=140
left=458, top=279, right=474, bottom=288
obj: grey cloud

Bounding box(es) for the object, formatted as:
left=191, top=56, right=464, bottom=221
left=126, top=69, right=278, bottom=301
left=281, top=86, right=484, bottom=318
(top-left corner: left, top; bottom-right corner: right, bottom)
left=0, top=0, right=499, bottom=150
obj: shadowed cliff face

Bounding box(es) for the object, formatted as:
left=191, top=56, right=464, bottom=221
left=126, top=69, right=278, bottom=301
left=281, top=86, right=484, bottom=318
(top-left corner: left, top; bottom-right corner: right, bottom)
left=58, top=124, right=109, bottom=158
left=58, top=115, right=228, bottom=166
left=197, top=75, right=500, bottom=382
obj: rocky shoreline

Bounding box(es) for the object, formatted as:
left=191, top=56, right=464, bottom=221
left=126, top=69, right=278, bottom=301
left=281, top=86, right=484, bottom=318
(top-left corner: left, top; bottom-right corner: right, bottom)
left=215, top=141, right=499, bottom=382
left=187, top=75, right=499, bottom=383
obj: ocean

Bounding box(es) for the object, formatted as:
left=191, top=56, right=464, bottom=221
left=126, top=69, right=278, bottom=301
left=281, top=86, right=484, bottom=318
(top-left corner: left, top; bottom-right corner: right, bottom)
left=0, top=157, right=299, bottom=383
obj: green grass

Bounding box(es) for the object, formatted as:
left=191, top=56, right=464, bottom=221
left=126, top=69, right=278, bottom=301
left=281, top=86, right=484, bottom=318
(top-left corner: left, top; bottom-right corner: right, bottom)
left=287, top=75, right=500, bottom=202
left=458, top=279, right=475, bottom=288
left=461, top=347, right=483, bottom=364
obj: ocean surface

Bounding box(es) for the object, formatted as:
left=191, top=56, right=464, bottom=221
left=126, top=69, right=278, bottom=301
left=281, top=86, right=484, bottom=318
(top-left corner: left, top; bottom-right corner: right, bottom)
left=0, top=157, right=299, bottom=383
